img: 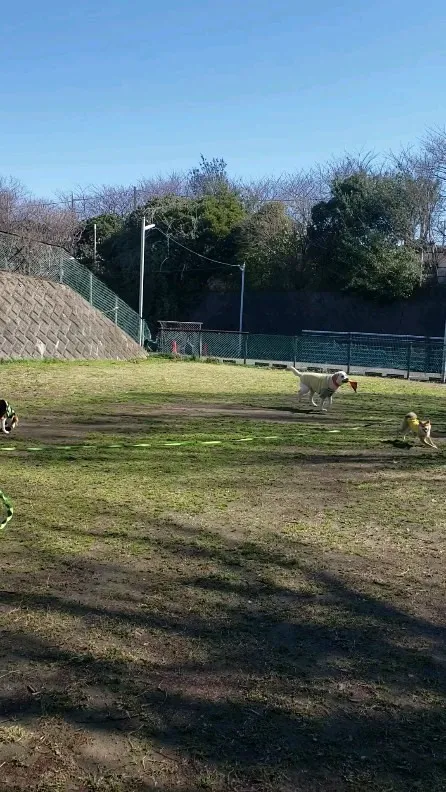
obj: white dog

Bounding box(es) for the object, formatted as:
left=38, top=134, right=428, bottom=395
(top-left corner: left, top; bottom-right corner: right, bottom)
left=288, top=367, right=352, bottom=411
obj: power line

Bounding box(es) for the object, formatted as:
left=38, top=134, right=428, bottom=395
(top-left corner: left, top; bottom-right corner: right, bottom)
left=155, top=226, right=240, bottom=268
left=37, top=190, right=312, bottom=212
left=151, top=266, right=236, bottom=274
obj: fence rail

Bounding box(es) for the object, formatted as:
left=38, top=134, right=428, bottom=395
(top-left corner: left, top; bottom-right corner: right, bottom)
left=158, top=327, right=446, bottom=380
left=0, top=230, right=150, bottom=346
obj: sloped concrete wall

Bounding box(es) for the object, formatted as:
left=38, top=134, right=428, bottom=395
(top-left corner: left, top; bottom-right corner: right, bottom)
left=0, top=272, right=146, bottom=360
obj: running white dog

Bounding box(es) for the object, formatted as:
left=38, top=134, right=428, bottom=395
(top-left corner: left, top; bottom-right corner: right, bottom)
left=288, top=367, right=354, bottom=411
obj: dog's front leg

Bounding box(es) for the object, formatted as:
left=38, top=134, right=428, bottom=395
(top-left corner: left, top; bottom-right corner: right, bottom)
left=423, top=437, right=438, bottom=449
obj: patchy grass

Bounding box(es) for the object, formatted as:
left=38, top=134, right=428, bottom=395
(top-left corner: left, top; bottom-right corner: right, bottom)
left=0, top=359, right=445, bottom=791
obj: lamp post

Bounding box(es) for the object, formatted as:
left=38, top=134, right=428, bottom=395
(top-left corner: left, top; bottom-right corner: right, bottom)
left=238, top=262, right=246, bottom=334
left=139, top=217, right=155, bottom=346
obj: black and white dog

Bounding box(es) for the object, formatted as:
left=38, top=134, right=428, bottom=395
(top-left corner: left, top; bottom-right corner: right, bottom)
left=0, top=400, right=18, bottom=434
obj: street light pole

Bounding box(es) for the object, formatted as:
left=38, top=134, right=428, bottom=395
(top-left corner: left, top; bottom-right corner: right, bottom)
left=139, top=217, right=155, bottom=346
left=239, top=262, right=246, bottom=334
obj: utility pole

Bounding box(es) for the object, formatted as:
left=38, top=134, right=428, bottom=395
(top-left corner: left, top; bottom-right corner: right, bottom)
left=139, top=218, right=156, bottom=346
left=239, top=262, right=246, bottom=333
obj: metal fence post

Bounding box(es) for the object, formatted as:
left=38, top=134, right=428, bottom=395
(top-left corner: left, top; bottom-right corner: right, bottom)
left=347, top=332, right=352, bottom=374
left=243, top=333, right=248, bottom=365
left=199, top=330, right=203, bottom=358
left=406, top=339, right=412, bottom=380
left=89, top=271, right=93, bottom=305
left=293, top=335, right=298, bottom=367
left=114, top=296, right=118, bottom=325
left=442, top=319, right=446, bottom=383
left=59, top=262, right=64, bottom=283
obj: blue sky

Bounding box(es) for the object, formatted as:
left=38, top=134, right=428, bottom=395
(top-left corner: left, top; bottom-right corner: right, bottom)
left=1, top=0, right=444, bottom=197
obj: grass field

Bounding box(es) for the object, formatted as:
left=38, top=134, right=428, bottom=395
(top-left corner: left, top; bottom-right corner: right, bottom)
left=0, top=358, right=445, bottom=792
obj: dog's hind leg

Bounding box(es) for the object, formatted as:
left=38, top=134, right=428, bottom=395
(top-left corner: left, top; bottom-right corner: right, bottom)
left=297, top=384, right=310, bottom=403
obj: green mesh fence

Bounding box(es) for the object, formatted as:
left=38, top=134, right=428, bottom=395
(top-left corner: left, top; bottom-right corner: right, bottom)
left=0, top=230, right=150, bottom=346
left=247, top=333, right=295, bottom=363
left=299, top=331, right=444, bottom=376
left=158, top=327, right=445, bottom=378
left=202, top=331, right=243, bottom=359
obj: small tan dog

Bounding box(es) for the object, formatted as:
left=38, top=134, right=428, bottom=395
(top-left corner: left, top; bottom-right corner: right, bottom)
left=400, top=412, right=437, bottom=448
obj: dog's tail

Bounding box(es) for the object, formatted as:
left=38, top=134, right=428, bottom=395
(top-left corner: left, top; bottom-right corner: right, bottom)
left=288, top=366, right=302, bottom=378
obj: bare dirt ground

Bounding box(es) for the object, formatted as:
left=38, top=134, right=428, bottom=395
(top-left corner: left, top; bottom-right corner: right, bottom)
left=17, top=403, right=339, bottom=442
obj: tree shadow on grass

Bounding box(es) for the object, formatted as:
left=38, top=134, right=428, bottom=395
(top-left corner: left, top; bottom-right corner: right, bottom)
left=1, top=520, right=446, bottom=791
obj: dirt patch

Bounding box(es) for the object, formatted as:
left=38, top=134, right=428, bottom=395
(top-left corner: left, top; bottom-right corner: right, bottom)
left=9, top=401, right=353, bottom=444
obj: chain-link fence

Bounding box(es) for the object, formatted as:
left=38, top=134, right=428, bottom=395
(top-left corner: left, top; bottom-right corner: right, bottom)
left=298, top=330, right=444, bottom=378
left=0, top=230, right=150, bottom=346
left=3, top=228, right=442, bottom=377
left=158, top=327, right=446, bottom=379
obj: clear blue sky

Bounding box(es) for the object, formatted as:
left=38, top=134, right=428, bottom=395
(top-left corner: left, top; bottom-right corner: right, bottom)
left=1, top=0, right=444, bottom=197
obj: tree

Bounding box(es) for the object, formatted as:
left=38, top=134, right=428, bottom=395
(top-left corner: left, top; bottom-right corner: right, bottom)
left=305, top=174, right=421, bottom=299
left=57, top=184, right=136, bottom=219
left=240, top=170, right=321, bottom=240
left=229, top=202, right=302, bottom=290
left=75, top=214, right=123, bottom=274
left=390, top=145, right=443, bottom=251
left=316, top=150, right=381, bottom=195
left=187, top=155, right=231, bottom=197
left=137, top=171, right=188, bottom=202
left=96, top=192, right=246, bottom=327
left=0, top=176, right=80, bottom=251
left=422, top=127, right=446, bottom=184
left=19, top=201, right=80, bottom=250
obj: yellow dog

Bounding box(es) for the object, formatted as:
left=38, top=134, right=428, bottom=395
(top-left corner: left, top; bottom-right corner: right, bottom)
left=400, top=412, right=437, bottom=448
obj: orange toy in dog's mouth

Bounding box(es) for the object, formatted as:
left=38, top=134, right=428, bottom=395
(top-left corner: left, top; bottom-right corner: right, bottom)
left=349, top=381, right=358, bottom=392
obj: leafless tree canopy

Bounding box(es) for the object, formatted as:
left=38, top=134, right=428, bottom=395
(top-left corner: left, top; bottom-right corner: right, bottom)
left=240, top=171, right=321, bottom=232
left=1, top=131, right=446, bottom=251
left=0, top=177, right=80, bottom=251
left=422, top=127, right=446, bottom=183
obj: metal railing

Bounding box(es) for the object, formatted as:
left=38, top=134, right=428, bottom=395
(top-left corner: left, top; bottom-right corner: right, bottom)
left=0, top=230, right=150, bottom=346
left=158, top=327, right=446, bottom=380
